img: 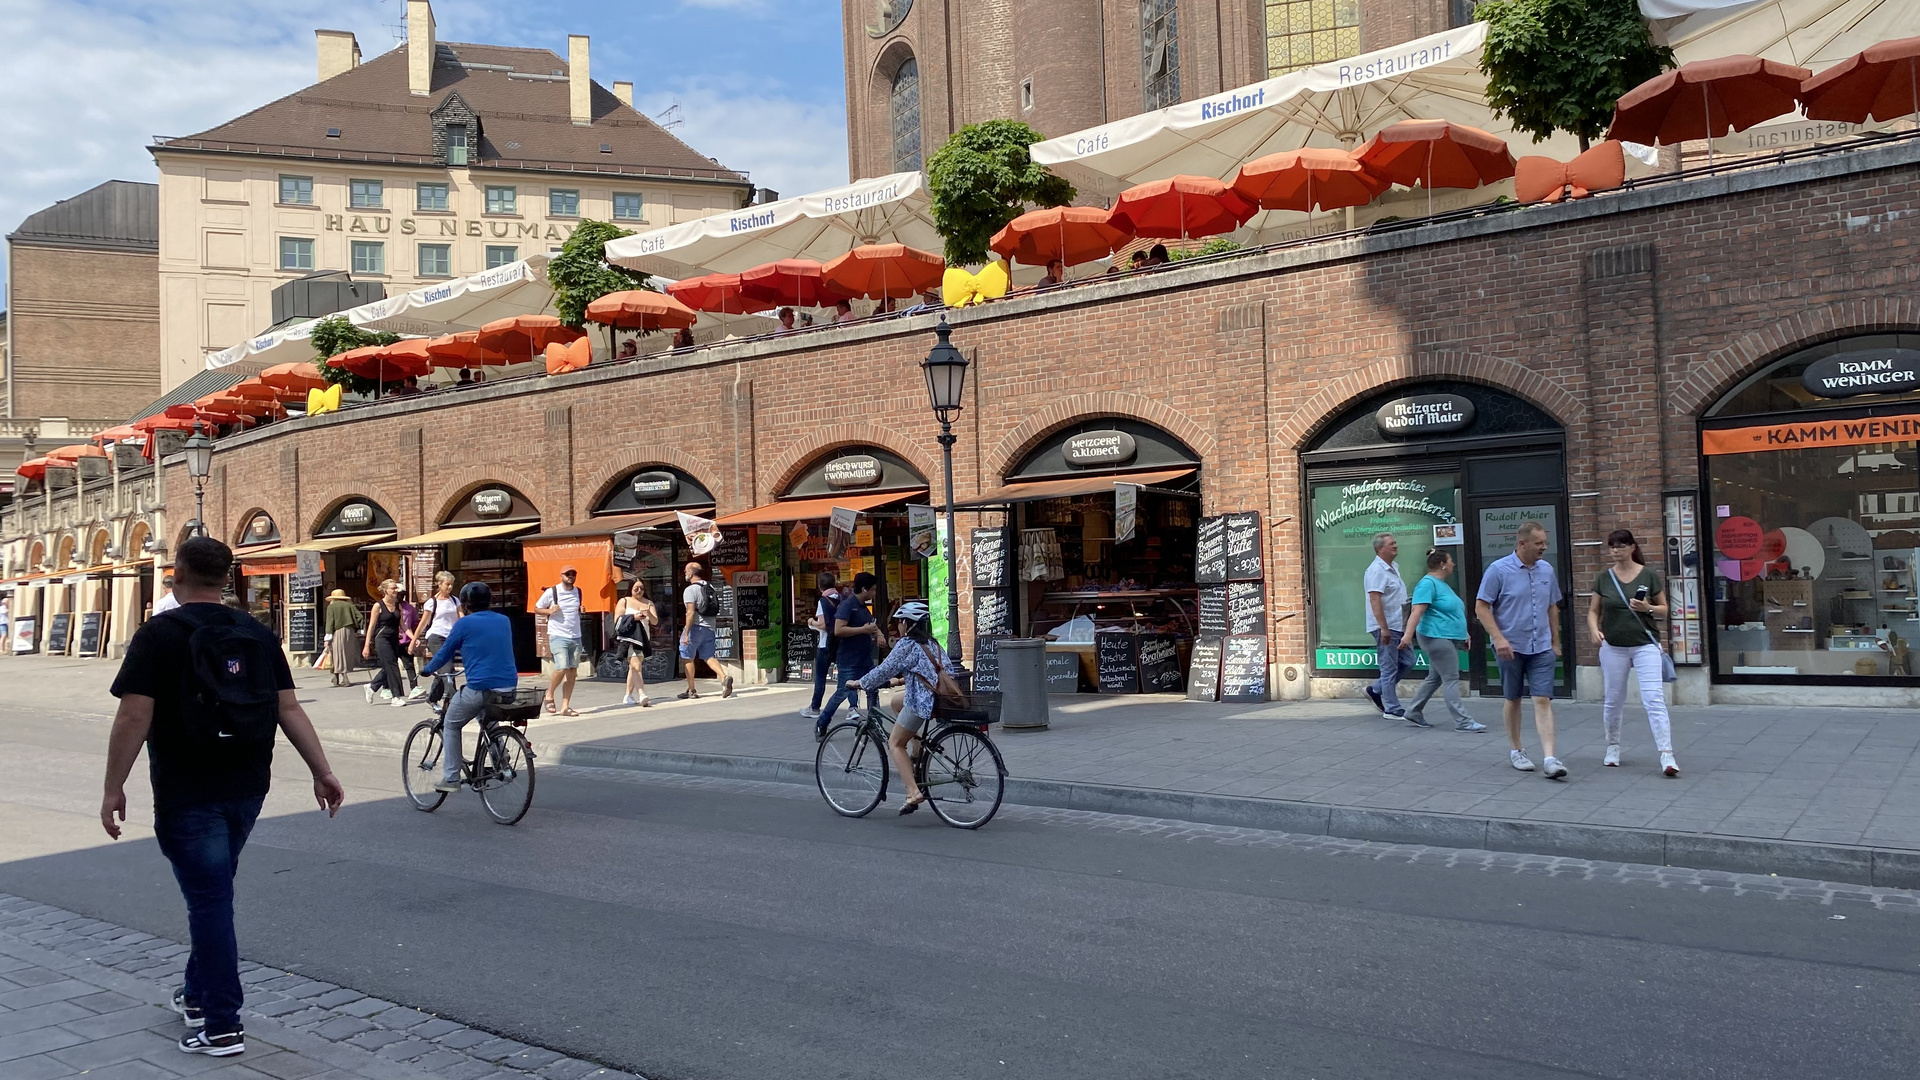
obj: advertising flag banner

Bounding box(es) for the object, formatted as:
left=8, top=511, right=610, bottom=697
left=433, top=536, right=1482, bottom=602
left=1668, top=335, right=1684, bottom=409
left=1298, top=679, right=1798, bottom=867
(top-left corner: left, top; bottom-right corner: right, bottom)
left=908, top=505, right=938, bottom=559
left=1114, top=483, right=1140, bottom=544
left=827, top=507, right=859, bottom=558
left=677, top=511, right=720, bottom=557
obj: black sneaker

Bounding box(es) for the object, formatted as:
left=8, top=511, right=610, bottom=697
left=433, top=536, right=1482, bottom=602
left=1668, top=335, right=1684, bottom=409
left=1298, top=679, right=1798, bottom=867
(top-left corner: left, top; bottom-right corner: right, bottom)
left=1364, top=686, right=1384, bottom=713
left=170, top=988, right=204, bottom=1030
left=179, top=1029, right=244, bottom=1056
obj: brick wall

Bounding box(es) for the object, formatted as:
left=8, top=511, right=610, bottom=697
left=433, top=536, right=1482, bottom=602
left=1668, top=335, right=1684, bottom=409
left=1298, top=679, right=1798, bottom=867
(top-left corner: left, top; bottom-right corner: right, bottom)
left=8, top=244, right=161, bottom=421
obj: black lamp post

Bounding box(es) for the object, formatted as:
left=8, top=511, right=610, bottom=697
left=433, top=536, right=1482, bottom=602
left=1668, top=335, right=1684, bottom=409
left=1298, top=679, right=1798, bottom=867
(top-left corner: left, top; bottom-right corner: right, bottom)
left=183, top=422, right=214, bottom=538
left=920, top=317, right=971, bottom=684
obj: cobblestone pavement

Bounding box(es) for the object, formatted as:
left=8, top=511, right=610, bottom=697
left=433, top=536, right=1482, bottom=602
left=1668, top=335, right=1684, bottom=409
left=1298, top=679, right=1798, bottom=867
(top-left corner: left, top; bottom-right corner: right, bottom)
left=0, top=894, right=640, bottom=1080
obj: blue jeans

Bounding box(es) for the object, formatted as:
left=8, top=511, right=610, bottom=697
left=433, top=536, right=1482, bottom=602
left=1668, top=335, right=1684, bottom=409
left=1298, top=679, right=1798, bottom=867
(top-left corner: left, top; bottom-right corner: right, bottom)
left=809, top=646, right=834, bottom=710
left=442, top=686, right=489, bottom=782
left=153, top=796, right=265, bottom=1036
left=819, top=658, right=874, bottom=727
left=1371, top=629, right=1414, bottom=714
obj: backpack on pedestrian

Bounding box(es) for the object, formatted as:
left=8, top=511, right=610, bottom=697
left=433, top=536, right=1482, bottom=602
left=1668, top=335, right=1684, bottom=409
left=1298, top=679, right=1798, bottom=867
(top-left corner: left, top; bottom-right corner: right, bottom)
left=695, top=580, right=721, bottom=618
left=161, top=605, right=283, bottom=748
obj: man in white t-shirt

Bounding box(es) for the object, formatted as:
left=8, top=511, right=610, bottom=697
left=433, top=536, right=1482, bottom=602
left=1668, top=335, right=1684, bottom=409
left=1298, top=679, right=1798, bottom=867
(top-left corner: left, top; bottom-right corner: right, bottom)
left=1363, top=532, right=1413, bottom=720
left=536, top=566, right=584, bottom=715
left=152, top=574, right=180, bottom=616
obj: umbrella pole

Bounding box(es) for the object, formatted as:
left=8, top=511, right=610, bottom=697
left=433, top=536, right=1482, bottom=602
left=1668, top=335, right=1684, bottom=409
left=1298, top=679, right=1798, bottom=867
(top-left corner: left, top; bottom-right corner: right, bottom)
left=1911, top=57, right=1917, bottom=132
left=1703, top=83, right=1716, bottom=174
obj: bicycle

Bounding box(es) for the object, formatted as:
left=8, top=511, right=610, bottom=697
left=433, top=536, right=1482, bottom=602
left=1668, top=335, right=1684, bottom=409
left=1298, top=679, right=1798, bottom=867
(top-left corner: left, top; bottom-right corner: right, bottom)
left=814, top=699, right=1006, bottom=828
left=401, top=675, right=538, bottom=825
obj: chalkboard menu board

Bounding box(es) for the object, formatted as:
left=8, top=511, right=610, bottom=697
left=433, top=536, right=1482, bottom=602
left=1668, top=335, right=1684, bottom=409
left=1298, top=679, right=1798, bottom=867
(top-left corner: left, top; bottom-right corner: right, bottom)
left=786, top=628, right=817, bottom=678
left=1096, top=633, right=1140, bottom=694
left=1227, top=580, right=1266, bottom=636
left=288, top=603, right=317, bottom=655
left=971, top=528, right=1009, bottom=587
left=1221, top=634, right=1268, bottom=702
left=711, top=528, right=752, bottom=567
left=1138, top=633, right=1182, bottom=692
left=76, top=612, right=104, bottom=658
left=715, top=583, right=737, bottom=621
left=1195, top=516, right=1227, bottom=584
left=713, top=584, right=737, bottom=660
left=1187, top=637, right=1222, bottom=701
left=971, top=635, right=1005, bottom=694
left=735, top=586, right=770, bottom=630
left=1045, top=650, right=1083, bottom=693
left=974, top=588, right=1013, bottom=637
left=48, top=612, right=71, bottom=654
left=1225, top=511, right=1264, bottom=581
left=1198, top=584, right=1228, bottom=634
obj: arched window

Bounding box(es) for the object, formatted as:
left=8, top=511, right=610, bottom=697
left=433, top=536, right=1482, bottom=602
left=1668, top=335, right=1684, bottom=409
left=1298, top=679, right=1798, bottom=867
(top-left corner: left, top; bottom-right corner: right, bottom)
left=1142, top=0, right=1180, bottom=109
left=890, top=57, right=923, bottom=173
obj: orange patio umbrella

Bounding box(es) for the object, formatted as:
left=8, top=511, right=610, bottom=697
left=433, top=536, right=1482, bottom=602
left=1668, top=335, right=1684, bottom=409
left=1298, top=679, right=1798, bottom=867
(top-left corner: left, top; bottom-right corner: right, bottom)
left=223, top=378, right=283, bottom=401
left=256, top=361, right=329, bottom=396
left=738, top=259, right=848, bottom=309
left=331, top=341, right=434, bottom=383
left=90, top=425, right=144, bottom=445
left=45, top=443, right=108, bottom=464
left=203, top=393, right=285, bottom=419
left=585, top=290, right=699, bottom=330
left=1106, top=176, right=1257, bottom=242
left=1355, top=120, right=1516, bottom=216
left=821, top=244, right=947, bottom=299
left=15, top=457, right=49, bottom=481
left=666, top=273, right=775, bottom=315
left=425, top=331, right=511, bottom=368
left=476, top=315, right=583, bottom=362
left=1230, top=148, right=1391, bottom=213
left=990, top=206, right=1131, bottom=267
left=1607, top=55, right=1811, bottom=170
left=132, top=413, right=199, bottom=433
left=1802, top=36, right=1920, bottom=130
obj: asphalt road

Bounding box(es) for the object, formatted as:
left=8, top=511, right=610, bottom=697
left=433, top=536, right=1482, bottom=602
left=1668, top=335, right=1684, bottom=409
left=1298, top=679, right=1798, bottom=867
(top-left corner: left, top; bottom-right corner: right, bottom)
left=2, top=695, right=1915, bottom=1080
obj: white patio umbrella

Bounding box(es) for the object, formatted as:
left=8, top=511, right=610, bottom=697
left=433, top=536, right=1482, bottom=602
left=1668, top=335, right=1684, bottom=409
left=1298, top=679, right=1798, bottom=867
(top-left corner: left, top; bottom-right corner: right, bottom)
left=1031, top=22, right=1579, bottom=198
left=1646, top=1, right=1920, bottom=68
left=603, top=172, right=939, bottom=279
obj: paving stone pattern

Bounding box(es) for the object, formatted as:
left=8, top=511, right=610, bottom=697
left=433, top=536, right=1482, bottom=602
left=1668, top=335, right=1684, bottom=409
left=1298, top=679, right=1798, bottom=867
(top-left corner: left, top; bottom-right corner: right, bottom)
left=0, top=894, right=641, bottom=1080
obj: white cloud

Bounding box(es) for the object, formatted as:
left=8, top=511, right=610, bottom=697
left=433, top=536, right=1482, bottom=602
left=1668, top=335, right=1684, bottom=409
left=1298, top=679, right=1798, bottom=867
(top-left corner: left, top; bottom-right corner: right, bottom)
left=637, top=82, right=848, bottom=199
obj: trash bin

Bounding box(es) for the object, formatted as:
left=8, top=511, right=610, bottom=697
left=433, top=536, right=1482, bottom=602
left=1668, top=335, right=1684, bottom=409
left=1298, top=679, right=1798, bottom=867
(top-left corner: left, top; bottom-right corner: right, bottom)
left=997, top=637, right=1049, bottom=730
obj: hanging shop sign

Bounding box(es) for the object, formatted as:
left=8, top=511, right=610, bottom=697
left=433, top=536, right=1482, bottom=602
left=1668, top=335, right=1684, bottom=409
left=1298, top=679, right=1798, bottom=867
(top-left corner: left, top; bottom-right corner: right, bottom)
left=823, top=456, right=882, bottom=488
left=630, top=472, right=678, bottom=501
left=317, top=499, right=395, bottom=537
left=596, top=466, right=715, bottom=514
left=245, top=513, right=278, bottom=542
left=1063, top=430, right=1138, bottom=467
left=472, top=489, right=512, bottom=517
left=339, top=503, right=374, bottom=528
left=1800, top=348, right=1920, bottom=398
left=1374, top=393, right=1476, bottom=436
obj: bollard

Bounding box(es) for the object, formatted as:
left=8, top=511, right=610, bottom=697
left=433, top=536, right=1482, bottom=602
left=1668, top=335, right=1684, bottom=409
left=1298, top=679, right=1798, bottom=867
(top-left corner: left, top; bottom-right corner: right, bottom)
left=996, top=637, right=1049, bottom=730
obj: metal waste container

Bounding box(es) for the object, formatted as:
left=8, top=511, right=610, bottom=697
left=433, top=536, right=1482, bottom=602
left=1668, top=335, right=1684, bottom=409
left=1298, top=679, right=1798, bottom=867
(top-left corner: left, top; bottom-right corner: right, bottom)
left=996, top=637, right=1050, bottom=730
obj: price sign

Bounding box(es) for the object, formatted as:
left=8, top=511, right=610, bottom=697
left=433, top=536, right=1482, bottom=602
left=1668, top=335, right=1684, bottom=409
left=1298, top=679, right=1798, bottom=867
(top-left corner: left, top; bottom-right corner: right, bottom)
left=1096, top=633, right=1140, bottom=694
left=1187, top=637, right=1222, bottom=702
left=76, top=612, right=105, bottom=658
left=712, top=528, right=753, bottom=567
left=971, top=529, right=1009, bottom=587
left=971, top=635, right=1005, bottom=694
left=1227, top=580, right=1266, bottom=635
left=1045, top=650, right=1083, bottom=693
left=1198, top=584, right=1228, bottom=634
left=1221, top=634, right=1268, bottom=702
left=48, top=612, right=71, bottom=654
left=1137, top=633, right=1182, bottom=692
left=1225, top=511, right=1264, bottom=581
left=1196, top=516, right=1227, bottom=584
left=973, top=588, right=1013, bottom=637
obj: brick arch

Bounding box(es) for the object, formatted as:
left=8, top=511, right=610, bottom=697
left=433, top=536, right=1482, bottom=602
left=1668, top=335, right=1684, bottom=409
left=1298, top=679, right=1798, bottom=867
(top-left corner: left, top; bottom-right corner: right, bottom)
left=227, top=504, right=287, bottom=548
left=983, top=392, right=1218, bottom=481
left=1275, top=351, right=1586, bottom=450
left=578, top=445, right=722, bottom=516
left=123, top=519, right=151, bottom=557
left=304, top=483, right=408, bottom=541
left=763, top=424, right=943, bottom=503
left=426, top=463, right=545, bottom=527
left=1670, top=299, right=1920, bottom=419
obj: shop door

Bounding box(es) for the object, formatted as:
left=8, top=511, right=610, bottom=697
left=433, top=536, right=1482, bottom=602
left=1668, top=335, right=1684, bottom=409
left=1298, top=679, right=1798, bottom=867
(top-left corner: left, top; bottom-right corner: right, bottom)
left=1464, top=499, right=1572, bottom=697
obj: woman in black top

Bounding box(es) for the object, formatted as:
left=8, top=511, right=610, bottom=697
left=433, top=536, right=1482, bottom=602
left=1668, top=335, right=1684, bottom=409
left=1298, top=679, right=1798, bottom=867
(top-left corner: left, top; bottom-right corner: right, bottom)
left=361, top=578, right=409, bottom=707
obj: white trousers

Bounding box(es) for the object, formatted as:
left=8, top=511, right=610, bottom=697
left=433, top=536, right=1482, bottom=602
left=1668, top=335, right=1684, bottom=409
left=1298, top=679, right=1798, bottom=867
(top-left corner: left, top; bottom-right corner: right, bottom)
left=1598, top=642, right=1672, bottom=753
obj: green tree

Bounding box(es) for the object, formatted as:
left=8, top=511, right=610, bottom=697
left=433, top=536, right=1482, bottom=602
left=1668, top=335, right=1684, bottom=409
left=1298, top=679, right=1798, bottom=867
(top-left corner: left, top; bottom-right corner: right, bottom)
left=309, top=315, right=400, bottom=396
left=1477, top=0, right=1673, bottom=152
left=547, top=219, right=651, bottom=328
left=927, top=119, right=1074, bottom=266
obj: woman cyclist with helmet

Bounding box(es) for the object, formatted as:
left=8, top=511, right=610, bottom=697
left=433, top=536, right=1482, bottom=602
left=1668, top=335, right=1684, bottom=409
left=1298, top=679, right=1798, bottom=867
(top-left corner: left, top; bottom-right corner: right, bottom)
left=856, top=600, right=949, bottom=815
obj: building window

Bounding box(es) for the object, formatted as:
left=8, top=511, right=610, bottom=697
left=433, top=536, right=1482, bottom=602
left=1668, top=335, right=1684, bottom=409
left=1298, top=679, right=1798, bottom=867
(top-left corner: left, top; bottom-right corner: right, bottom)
left=279, top=237, right=314, bottom=271
left=418, top=244, right=452, bottom=277
left=548, top=188, right=579, bottom=216
left=447, top=125, right=470, bottom=166
left=1451, top=0, right=1478, bottom=28
left=1265, top=0, right=1362, bottom=77
left=350, top=179, right=384, bottom=208
left=1021, top=78, right=1035, bottom=111
left=612, top=192, right=644, bottom=221
left=416, top=182, right=450, bottom=211
left=890, top=56, right=923, bottom=173
left=1142, top=0, right=1180, bottom=109
left=279, top=175, right=314, bottom=205
left=485, top=245, right=518, bottom=269
left=485, top=186, right=516, bottom=214
left=351, top=240, right=385, bottom=274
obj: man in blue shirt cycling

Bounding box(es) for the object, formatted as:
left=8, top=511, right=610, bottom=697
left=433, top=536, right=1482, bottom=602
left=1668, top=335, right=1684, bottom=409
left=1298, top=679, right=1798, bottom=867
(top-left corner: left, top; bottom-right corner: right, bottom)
left=421, top=582, right=519, bottom=792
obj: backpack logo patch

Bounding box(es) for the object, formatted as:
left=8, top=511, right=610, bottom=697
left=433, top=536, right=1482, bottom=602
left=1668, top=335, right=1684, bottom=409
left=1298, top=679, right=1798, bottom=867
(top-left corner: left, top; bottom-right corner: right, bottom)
left=226, top=658, right=244, bottom=676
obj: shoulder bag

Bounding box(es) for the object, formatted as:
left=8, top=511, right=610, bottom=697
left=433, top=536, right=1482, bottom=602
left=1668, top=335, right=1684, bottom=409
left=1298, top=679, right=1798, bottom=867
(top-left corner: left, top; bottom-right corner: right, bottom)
left=1609, top=570, right=1677, bottom=682
left=911, top=640, right=970, bottom=712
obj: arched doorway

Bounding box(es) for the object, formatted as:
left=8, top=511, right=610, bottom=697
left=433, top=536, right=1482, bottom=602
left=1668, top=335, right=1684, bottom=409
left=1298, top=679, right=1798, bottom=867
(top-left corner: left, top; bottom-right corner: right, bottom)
left=369, top=484, right=543, bottom=672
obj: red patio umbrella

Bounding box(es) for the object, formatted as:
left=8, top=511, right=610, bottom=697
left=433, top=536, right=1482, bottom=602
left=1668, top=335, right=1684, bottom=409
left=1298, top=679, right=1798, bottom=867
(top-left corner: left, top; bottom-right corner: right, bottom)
left=1106, top=176, right=1257, bottom=241
left=990, top=206, right=1132, bottom=267
left=425, top=331, right=511, bottom=368
left=15, top=457, right=49, bottom=481
left=45, top=443, right=108, bottom=464
left=476, top=315, right=583, bottom=362
left=1230, top=148, right=1391, bottom=213
left=331, top=341, right=434, bottom=382
left=1355, top=120, right=1516, bottom=216
left=1802, top=36, right=1920, bottom=129
left=1608, top=55, right=1811, bottom=170
left=584, top=290, right=699, bottom=330
left=821, top=244, right=947, bottom=299
left=738, top=259, right=848, bottom=309
left=132, top=414, right=199, bottom=434
left=224, top=378, right=283, bottom=401
left=255, top=361, right=328, bottom=397
left=90, top=425, right=144, bottom=446
left=665, top=273, right=775, bottom=315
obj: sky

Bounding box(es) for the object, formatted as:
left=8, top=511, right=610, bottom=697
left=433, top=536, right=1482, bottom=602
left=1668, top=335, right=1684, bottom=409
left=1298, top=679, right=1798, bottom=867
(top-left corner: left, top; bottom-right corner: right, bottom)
left=0, top=0, right=848, bottom=299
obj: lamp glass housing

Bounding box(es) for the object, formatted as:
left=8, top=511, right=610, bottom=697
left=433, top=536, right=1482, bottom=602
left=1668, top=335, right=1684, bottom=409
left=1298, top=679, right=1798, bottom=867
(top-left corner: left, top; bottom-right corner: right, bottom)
left=921, top=318, right=970, bottom=420
left=183, top=424, right=214, bottom=480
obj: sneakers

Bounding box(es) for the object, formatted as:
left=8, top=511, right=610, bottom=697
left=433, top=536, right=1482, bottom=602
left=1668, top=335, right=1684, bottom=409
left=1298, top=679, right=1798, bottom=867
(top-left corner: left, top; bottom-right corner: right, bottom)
left=1661, top=752, right=1680, bottom=777
left=179, top=1029, right=244, bottom=1056
left=622, top=694, right=638, bottom=706
left=378, top=688, right=394, bottom=702
left=721, top=676, right=735, bottom=699
left=1404, top=713, right=1433, bottom=728
left=170, top=988, right=203, bottom=1030
left=364, top=685, right=376, bottom=705
left=406, top=685, right=429, bottom=702
left=390, top=698, right=408, bottom=708
left=1455, top=720, right=1487, bottom=733
left=800, top=707, right=821, bottom=720
left=1510, top=749, right=1536, bottom=772
left=1364, top=686, right=1384, bottom=713
left=1542, top=756, right=1568, bottom=780
left=1603, top=744, right=1622, bottom=767
left=433, top=779, right=462, bottom=793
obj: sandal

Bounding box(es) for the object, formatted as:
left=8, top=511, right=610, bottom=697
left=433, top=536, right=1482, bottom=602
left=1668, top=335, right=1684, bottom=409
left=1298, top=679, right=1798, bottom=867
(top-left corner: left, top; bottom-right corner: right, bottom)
left=562, top=708, right=579, bottom=717
left=677, top=690, right=698, bottom=700
left=544, top=700, right=557, bottom=713
left=898, top=794, right=926, bottom=816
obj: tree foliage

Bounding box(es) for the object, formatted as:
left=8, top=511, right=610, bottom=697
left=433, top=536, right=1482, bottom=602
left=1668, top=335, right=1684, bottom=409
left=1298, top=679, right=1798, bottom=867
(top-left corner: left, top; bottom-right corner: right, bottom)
left=547, top=219, right=651, bottom=328
left=927, top=119, right=1074, bottom=266
left=309, top=315, right=400, bottom=395
left=1477, top=0, right=1673, bottom=151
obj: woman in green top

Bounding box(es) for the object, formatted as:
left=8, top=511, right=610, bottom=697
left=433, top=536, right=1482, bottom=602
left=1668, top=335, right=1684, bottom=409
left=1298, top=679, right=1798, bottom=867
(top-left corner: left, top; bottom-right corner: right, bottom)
left=1586, top=528, right=1678, bottom=777
left=1396, top=549, right=1484, bottom=731
left=323, top=589, right=363, bottom=687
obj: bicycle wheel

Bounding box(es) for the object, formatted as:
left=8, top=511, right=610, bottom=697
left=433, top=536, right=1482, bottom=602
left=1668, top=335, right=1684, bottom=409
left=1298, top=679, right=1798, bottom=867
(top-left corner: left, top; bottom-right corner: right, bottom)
left=476, top=726, right=536, bottom=825
left=815, top=722, right=887, bottom=817
left=401, top=720, right=447, bottom=812
left=924, top=727, right=1005, bottom=829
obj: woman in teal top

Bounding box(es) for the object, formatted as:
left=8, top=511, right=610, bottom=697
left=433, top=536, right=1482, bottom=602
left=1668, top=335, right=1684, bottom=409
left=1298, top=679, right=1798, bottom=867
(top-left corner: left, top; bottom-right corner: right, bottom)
left=1396, top=548, right=1485, bottom=731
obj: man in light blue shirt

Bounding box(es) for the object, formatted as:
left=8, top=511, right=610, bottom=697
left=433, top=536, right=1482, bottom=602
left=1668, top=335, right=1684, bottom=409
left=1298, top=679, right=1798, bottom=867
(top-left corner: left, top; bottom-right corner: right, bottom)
left=1474, top=521, right=1566, bottom=779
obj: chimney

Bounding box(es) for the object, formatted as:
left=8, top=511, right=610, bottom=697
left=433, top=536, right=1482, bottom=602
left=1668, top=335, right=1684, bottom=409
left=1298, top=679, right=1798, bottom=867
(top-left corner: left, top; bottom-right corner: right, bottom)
left=407, top=0, right=436, bottom=97
left=569, top=35, right=591, bottom=125
left=315, top=30, right=360, bottom=83
left=612, top=81, right=633, bottom=108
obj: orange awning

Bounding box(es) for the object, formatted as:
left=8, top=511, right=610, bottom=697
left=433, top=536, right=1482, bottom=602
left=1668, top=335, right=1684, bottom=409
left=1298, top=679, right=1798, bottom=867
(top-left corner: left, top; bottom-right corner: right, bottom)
left=240, top=557, right=300, bottom=576
left=524, top=510, right=696, bottom=541
left=523, top=537, right=617, bottom=613
left=953, top=468, right=1195, bottom=509
left=713, top=490, right=923, bottom=527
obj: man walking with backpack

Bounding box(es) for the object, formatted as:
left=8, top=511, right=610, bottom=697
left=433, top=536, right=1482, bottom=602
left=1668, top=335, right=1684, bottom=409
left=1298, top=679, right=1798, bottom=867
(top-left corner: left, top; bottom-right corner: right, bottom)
left=535, top=565, right=585, bottom=716
left=101, top=536, right=345, bottom=1058
left=679, top=561, right=734, bottom=699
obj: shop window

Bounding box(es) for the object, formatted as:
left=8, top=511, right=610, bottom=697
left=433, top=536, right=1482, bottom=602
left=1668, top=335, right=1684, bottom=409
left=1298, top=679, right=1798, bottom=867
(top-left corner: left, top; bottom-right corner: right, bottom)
left=1265, top=0, right=1361, bottom=76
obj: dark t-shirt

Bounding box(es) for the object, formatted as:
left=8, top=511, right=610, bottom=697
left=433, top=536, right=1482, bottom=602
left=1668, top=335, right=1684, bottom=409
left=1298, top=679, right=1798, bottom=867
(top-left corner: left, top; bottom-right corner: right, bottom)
left=834, top=593, right=875, bottom=670
left=110, top=603, right=295, bottom=811
left=1594, top=566, right=1664, bottom=648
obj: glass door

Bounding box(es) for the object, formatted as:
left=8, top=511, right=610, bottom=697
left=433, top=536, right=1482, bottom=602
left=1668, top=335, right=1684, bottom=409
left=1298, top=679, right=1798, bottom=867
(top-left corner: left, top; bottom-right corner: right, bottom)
left=1465, top=499, right=1572, bottom=696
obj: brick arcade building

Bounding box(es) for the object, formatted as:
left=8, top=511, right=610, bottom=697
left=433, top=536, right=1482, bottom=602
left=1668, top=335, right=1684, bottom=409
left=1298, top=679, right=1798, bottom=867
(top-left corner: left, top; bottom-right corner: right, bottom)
left=157, top=139, right=1920, bottom=708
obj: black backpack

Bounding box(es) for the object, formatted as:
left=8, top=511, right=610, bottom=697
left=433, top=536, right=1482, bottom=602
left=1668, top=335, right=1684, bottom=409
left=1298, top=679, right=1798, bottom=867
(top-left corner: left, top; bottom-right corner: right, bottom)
left=695, top=581, right=721, bottom=618
left=162, top=606, right=283, bottom=748
left=818, top=595, right=841, bottom=663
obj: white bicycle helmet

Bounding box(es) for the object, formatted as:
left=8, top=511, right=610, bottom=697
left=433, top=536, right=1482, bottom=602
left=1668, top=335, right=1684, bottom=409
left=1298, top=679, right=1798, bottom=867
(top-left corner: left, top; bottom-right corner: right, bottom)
left=893, top=600, right=931, bottom=624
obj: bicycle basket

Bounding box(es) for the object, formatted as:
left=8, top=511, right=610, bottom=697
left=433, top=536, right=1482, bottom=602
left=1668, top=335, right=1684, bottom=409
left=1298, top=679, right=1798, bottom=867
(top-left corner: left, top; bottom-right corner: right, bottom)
left=488, top=687, right=543, bottom=724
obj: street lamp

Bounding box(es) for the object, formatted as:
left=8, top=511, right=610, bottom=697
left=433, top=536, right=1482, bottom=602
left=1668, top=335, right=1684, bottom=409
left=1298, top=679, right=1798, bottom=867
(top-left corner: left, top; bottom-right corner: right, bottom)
left=920, top=317, right=971, bottom=686
left=183, top=421, right=214, bottom=538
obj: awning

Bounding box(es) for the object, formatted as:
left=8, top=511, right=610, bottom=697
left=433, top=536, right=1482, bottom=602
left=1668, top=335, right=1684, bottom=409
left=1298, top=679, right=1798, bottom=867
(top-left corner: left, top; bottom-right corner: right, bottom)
left=523, top=537, right=620, bottom=613
left=1648, top=0, right=1920, bottom=68
left=230, top=542, right=282, bottom=558
left=240, top=557, right=299, bottom=576
left=523, top=510, right=697, bottom=541
left=953, top=468, right=1196, bottom=509
left=713, top=489, right=924, bottom=528
left=238, top=532, right=394, bottom=560
left=362, top=522, right=539, bottom=550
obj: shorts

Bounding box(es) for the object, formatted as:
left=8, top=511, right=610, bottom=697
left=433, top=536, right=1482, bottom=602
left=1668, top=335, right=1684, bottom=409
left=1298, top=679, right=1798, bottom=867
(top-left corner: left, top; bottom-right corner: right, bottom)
left=894, top=704, right=928, bottom=736
left=550, top=636, right=584, bottom=669
left=1497, top=649, right=1557, bottom=701
left=679, top=624, right=716, bottom=661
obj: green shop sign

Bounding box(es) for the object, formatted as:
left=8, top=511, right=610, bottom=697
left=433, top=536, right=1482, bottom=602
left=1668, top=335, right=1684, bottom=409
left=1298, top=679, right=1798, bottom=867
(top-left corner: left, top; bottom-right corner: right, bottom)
left=1311, top=472, right=1461, bottom=658
left=1315, top=646, right=1468, bottom=672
